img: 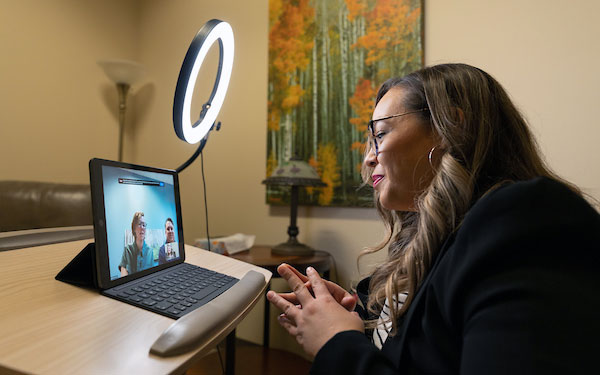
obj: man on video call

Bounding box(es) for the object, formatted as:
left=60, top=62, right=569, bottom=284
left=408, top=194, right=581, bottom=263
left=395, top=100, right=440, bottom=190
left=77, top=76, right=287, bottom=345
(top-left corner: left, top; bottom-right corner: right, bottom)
left=158, top=218, right=176, bottom=265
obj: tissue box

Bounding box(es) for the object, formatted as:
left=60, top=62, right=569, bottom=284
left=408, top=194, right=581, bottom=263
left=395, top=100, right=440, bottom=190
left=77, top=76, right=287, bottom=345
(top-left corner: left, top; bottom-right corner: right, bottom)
left=194, top=233, right=255, bottom=255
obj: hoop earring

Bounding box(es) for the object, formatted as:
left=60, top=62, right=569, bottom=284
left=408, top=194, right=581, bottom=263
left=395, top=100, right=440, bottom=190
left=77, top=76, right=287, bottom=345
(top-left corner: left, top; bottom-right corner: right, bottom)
left=428, top=146, right=437, bottom=168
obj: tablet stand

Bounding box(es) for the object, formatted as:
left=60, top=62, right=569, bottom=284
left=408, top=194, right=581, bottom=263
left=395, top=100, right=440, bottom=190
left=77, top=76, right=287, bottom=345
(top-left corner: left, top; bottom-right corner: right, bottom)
left=55, top=242, right=99, bottom=289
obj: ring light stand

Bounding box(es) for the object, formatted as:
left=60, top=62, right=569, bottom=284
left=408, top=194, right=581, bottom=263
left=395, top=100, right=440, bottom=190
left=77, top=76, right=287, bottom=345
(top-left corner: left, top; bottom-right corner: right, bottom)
left=173, top=19, right=234, bottom=173
left=57, top=19, right=240, bottom=364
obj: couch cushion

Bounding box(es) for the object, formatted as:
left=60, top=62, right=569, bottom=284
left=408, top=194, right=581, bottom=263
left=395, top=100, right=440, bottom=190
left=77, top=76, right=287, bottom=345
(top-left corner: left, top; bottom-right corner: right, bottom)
left=0, top=181, right=92, bottom=232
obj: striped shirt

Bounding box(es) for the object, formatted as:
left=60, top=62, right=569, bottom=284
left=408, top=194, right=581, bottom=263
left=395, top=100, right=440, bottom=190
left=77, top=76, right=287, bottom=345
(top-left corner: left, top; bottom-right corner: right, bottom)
left=373, top=293, right=408, bottom=349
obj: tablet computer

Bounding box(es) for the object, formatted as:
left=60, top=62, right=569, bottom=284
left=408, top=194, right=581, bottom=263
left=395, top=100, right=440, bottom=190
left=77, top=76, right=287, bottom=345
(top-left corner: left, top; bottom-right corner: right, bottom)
left=89, top=158, right=186, bottom=290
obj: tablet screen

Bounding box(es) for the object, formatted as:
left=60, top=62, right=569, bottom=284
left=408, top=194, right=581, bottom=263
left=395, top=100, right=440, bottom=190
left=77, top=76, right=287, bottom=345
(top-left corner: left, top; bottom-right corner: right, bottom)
left=101, top=165, right=181, bottom=280
left=90, top=159, right=185, bottom=288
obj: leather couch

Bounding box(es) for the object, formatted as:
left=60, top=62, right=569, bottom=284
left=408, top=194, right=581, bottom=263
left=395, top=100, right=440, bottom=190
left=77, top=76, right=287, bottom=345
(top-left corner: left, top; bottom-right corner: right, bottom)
left=0, top=181, right=94, bottom=250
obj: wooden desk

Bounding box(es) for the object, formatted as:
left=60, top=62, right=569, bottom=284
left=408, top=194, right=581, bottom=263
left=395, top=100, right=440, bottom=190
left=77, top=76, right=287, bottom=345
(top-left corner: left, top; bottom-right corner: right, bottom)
left=230, top=245, right=331, bottom=347
left=0, top=239, right=271, bottom=375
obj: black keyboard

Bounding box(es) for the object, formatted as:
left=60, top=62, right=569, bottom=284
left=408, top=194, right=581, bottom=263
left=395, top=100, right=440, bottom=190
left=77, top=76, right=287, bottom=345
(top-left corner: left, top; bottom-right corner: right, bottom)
left=102, top=263, right=239, bottom=319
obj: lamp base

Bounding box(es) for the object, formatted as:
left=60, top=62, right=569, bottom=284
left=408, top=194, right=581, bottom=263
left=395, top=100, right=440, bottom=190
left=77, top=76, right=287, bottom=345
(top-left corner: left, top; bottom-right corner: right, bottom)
left=272, top=240, right=315, bottom=256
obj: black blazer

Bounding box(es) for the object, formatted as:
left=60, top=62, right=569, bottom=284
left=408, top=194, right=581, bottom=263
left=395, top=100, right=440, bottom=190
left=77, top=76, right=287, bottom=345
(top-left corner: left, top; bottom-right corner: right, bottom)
left=311, top=177, right=600, bottom=374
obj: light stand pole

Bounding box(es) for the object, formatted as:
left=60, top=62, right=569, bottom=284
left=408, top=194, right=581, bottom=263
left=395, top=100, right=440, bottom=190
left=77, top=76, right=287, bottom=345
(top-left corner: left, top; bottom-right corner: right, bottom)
left=117, top=83, right=130, bottom=162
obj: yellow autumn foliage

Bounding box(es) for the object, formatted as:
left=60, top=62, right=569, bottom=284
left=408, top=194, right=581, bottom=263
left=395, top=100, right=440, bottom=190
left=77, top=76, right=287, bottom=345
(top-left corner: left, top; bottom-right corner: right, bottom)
left=307, top=143, right=341, bottom=206
left=349, top=78, right=376, bottom=133
left=269, top=0, right=315, bottom=75
left=351, top=141, right=365, bottom=152
left=268, top=102, right=281, bottom=131
left=269, top=0, right=283, bottom=28
left=318, top=144, right=341, bottom=205
left=304, top=156, right=319, bottom=197
left=266, top=150, right=278, bottom=178
left=354, top=0, right=421, bottom=66
left=345, top=0, right=367, bottom=21
left=281, top=84, right=305, bottom=110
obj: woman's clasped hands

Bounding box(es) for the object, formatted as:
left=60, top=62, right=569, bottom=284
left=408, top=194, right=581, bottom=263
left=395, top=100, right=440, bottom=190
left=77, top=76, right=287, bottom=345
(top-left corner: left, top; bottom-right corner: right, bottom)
left=266, top=263, right=365, bottom=357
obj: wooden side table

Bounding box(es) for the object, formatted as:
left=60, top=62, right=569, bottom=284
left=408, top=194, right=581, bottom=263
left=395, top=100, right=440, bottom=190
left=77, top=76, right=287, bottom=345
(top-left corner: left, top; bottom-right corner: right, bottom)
left=230, top=245, right=332, bottom=347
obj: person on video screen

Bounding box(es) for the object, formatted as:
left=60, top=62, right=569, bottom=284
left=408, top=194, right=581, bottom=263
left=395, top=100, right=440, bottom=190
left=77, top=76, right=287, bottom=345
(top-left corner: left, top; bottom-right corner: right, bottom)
left=119, top=211, right=155, bottom=277
left=158, top=217, right=176, bottom=265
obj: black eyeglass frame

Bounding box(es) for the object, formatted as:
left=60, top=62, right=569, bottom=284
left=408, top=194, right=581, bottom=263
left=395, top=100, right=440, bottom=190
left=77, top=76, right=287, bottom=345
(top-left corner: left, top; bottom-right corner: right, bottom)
left=367, top=108, right=429, bottom=156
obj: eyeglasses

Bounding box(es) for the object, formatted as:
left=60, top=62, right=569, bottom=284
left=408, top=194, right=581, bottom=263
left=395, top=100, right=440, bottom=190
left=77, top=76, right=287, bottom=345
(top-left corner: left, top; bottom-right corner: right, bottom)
left=137, top=222, right=147, bottom=229
left=368, top=108, right=429, bottom=156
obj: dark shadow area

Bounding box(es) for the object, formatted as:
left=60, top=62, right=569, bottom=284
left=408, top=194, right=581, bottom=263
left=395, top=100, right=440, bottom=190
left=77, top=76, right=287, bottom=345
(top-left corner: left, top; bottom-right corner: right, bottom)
left=188, top=338, right=312, bottom=375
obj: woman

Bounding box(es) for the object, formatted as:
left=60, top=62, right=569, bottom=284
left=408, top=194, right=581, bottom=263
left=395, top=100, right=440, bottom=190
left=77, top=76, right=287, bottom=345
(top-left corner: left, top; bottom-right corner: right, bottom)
left=119, top=211, right=155, bottom=276
left=267, top=63, right=600, bottom=374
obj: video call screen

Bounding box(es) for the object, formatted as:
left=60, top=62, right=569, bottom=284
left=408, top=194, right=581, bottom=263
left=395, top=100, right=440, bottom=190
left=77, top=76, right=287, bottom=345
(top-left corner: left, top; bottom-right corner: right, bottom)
left=101, top=165, right=181, bottom=280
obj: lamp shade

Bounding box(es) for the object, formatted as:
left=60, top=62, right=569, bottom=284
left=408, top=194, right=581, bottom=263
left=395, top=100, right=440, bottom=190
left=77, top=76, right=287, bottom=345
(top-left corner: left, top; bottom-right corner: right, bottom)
left=262, top=158, right=326, bottom=187
left=98, top=59, right=144, bottom=85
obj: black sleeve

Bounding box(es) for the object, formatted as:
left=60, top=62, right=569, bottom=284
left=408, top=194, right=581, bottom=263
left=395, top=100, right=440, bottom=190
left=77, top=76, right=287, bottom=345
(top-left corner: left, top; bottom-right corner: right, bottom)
left=437, top=178, right=600, bottom=374
left=311, top=331, right=399, bottom=375
left=353, top=276, right=373, bottom=321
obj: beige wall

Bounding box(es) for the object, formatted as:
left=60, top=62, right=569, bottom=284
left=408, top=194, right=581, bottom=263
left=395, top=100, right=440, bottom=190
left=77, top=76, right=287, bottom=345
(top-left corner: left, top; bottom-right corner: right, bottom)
left=425, top=0, right=600, bottom=198
left=2, top=0, right=599, bottom=355
left=0, top=0, right=140, bottom=183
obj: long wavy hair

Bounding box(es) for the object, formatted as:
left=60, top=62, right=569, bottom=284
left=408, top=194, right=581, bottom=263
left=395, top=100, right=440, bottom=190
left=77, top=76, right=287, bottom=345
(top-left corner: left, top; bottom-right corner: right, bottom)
left=360, top=63, right=573, bottom=335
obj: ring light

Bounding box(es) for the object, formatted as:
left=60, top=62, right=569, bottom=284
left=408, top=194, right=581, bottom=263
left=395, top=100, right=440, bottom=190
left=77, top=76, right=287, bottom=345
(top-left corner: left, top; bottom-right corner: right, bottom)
left=173, top=19, right=234, bottom=145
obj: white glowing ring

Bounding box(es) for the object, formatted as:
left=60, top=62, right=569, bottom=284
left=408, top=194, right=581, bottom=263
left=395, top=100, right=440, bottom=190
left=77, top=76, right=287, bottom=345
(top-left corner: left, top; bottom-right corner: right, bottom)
left=173, top=19, right=234, bottom=144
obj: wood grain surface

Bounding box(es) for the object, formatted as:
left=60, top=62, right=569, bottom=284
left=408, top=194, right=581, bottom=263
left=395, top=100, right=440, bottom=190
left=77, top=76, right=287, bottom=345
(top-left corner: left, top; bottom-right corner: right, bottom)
left=0, top=239, right=271, bottom=375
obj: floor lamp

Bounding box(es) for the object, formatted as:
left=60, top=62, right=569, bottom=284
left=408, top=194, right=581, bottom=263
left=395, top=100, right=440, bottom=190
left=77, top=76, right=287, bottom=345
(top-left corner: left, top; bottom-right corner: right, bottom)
left=98, top=59, right=144, bottom=162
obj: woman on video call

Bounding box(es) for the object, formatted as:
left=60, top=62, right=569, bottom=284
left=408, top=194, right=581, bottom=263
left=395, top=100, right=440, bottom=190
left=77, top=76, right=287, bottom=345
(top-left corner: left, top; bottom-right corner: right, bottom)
left=267, top=63, right=600, bottom=374
left=119, top=211, right=155, bottom=277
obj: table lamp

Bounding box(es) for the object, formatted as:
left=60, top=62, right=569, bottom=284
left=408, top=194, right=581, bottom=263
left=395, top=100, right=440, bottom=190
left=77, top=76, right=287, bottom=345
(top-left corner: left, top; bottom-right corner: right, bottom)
left=262, top=157, right=326, bottom=256
left=97, top=59, right=144, bottom=162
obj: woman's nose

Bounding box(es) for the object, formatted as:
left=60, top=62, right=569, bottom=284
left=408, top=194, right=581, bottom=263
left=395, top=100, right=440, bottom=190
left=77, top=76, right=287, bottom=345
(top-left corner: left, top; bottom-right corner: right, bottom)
left=364, top=146, right=378, bottom=167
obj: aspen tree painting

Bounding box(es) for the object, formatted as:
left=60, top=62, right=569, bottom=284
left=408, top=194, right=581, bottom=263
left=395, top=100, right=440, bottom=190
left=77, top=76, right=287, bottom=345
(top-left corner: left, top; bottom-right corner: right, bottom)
left=267, top=0, right=423, bottom=207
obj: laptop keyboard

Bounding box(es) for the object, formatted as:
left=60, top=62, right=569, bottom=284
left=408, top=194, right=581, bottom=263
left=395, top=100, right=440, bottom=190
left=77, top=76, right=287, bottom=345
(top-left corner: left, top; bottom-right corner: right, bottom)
left=103, top=263, right=238, bottom=319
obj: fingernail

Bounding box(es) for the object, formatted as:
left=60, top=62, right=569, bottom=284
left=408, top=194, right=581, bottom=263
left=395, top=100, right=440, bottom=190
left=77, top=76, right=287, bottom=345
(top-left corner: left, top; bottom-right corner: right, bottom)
left=306, top=266, right=315, bottom=274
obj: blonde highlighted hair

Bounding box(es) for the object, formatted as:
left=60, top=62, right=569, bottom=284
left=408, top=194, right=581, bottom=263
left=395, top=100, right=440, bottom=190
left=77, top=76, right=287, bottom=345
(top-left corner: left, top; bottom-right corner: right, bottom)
left=131, top=211, right=145, bottom=239
left=360, top=63, right=574, bottom=335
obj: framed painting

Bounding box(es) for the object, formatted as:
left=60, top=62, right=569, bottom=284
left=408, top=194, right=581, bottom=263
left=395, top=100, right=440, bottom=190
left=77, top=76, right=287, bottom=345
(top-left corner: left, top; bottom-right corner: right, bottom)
left=267, top=0, right=424, bottom=207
